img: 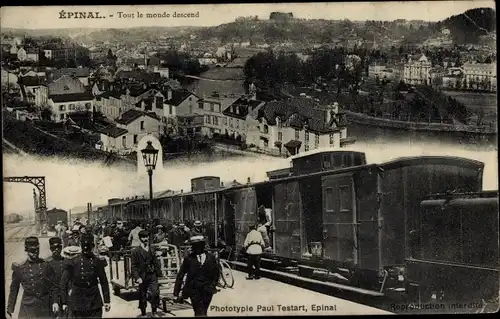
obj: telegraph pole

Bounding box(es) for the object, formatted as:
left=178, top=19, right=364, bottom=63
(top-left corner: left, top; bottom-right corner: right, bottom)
left=87, top=202, right=92, bottom=224
left=32, top=188, right=37, bottom=224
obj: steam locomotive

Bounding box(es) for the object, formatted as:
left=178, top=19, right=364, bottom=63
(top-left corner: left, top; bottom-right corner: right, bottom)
left=97, top=150, right=499, bottom=303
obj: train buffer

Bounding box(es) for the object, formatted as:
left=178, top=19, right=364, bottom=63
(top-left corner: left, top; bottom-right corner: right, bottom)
left=108, top=244, right=193, bottom=314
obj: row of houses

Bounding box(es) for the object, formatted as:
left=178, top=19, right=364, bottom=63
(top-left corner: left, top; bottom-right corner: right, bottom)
left=6, top=45, right=90, bottom=62
left=368, top=53, right=497, bottom=91
left=16, top=62, right=352, bottom=158
left=95, top=87, right=352, bottom=157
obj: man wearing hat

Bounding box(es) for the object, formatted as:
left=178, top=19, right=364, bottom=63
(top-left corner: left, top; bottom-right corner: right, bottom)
left=7, top=237, right=59, bottom=319
left=190, top=220, right=211, bottom=249
left=46, top=237, right=66, bottom=318
left=153, top=225, right=167, bottom=244
left=174, top=235, right=220, bottom=317
left=130, top=230, right=163, bottom=317
left=62, top=228, right=72, bottom=248
left=60, top=234, right=111, bottom=318
left=67, top=229, right=81, bottom=247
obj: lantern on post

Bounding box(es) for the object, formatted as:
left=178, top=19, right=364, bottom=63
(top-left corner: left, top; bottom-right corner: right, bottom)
left=141, top=141, right=159, bottom=222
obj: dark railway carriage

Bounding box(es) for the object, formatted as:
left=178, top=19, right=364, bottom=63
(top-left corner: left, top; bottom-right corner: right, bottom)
left=99, top=150, right=496, bottom=298
left=228, top=153, right=486, bottom=292
left=406, top=191, right=499, bottom=303
left=125, top=197, right=149, bottom=220
left=291, top=150, right=366, bottom=176
left=156, top=195, right=182, bottom=222
left=46, top=208, right=68, bottom=229
left=108, top=198, right=132, bottom=221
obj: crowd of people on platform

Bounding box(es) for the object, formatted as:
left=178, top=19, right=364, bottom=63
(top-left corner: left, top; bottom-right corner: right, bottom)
left=7, top=206, right=274, bottom=318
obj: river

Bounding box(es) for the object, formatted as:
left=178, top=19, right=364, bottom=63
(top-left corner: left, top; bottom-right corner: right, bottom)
left=348, top=122, right=498, bottom=149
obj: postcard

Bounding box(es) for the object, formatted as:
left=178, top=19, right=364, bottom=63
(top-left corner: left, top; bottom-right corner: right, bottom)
left=2, top=2, right=498, bottom=317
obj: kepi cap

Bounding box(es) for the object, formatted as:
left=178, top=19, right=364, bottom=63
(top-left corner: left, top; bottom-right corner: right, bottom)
left=139, top=230, right=149, bottom=238
left=193, top=220, right=202, bottom=227
left=49, top=237, right=62, bottom=248
left=81, top=234, right=94, bottom=249
left=25, top=237, right=40, bottom=250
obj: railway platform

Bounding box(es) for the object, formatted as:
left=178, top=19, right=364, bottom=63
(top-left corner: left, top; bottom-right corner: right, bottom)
left=4, top=232, right=392, bottom=317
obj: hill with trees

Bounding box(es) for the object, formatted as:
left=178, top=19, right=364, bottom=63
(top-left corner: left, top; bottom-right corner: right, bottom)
left=437, top=7, right=496, bottom=44
left=193, top=7, right=495, bottom=46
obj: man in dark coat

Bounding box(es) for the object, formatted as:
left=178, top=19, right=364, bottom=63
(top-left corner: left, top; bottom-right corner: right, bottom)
left=130, top=230, right=163, bottom=317
left=46, top=237, right=66, bottom=318
left=7, top=236, right=59, bottom=319
left=60, top=234, right=110, bottom=318
left=67, top=230, right=81, bottom=247
left=174, top=235, right=220, bottom=317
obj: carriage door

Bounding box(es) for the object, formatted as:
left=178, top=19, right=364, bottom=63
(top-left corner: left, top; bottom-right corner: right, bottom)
left=273, top=181, right=302, bottom=259
left=322, top=173, right=357, bottom=265
left=233, top=188, right=257, bottom=252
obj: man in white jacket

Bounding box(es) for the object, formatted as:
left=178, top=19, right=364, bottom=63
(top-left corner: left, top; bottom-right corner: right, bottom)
left=243, top=224, right=265, bottom=280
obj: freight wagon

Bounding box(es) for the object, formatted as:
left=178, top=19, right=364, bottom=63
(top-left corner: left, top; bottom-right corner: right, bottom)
left=5, top=213, right=23, bottom=224
left=98, top=150, right=498, bottom=298
left=46, top=208, right=68, bottom=230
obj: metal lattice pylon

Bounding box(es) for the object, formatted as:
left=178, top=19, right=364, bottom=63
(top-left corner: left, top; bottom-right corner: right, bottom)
left=3, top=176, right=47, bottom=232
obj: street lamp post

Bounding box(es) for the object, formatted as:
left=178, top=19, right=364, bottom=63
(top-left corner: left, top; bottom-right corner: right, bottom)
left=141, top=141, right=159, bottom=226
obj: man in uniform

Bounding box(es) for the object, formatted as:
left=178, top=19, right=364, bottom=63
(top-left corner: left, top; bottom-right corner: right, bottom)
left=60, top=234, right=111, bottom=318
left=46, top=237, right=66, bottom=318
left=130, top=230, right=163, bottom=317
left=174, top=235, right=220, bottom=317
left=7, top=237, right=59, bottom=319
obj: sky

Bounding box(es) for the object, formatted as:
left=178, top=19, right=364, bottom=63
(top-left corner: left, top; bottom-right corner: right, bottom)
left=0, top=1, right=496, bottom=30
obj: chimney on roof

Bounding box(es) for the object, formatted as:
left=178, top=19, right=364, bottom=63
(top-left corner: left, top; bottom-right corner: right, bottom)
left=167, top=87, right=172, bottom=100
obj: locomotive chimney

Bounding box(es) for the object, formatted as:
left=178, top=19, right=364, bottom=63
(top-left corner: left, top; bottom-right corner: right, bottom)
left=181, top=189, right=183, bottom=193
left=247, top=177, right=251, bottom=184
left=221, top=182, right=224, bottom=187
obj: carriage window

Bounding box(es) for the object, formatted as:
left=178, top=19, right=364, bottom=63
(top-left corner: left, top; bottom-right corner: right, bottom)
left=354, top=155, right=363, bottom=166
left=339, top=185, right=351, bottom=211
left=325, top=187, right=334, bottom=212
left=323, top=154, right=331, bottom=169
left=345, top=155, right=353, bottom=167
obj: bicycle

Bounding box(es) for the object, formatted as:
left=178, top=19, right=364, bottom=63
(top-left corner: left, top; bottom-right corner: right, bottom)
left=213, top=247, right=235, bottom=289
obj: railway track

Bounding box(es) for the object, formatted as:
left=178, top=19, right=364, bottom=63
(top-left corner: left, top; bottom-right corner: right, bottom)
left=5, top=223, right=37, bottom=259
